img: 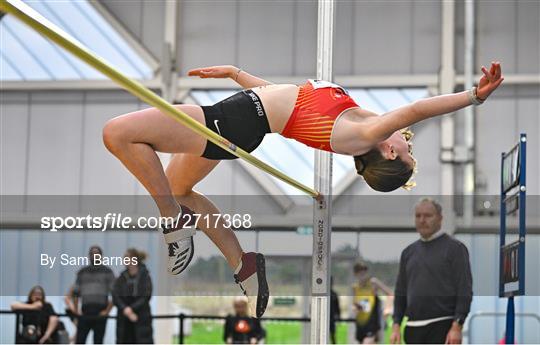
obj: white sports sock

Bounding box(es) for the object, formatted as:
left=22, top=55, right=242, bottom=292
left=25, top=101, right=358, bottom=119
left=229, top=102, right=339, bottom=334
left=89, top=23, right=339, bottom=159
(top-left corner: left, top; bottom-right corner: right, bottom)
left=234, top=259, right=243, bottom=275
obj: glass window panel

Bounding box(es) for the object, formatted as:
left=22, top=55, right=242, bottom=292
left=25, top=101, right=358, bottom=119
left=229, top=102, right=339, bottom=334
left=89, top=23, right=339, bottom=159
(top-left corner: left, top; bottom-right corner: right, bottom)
left=1, top=0, right=152, bottom=80
left=5, top=18, right=81, bottom=79
left=348, top=89, right=385, bottom=114
left=32, top=1, right=140, bottom=77
left=368, top=88, right=411, bottom=111
left=0, top=53, right=24, bottom=80
left=73, top=1, right=150, bottom=78
left=0, top=20, right=50, bottom=80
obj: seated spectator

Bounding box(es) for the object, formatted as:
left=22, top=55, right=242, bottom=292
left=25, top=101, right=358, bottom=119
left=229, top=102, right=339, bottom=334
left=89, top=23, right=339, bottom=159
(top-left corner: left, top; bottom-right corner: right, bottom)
left=11, top=285, right=59, bottom=344
left=112, top=248, right=153, bottom=344
left=224, top=297, right=265, bottom=344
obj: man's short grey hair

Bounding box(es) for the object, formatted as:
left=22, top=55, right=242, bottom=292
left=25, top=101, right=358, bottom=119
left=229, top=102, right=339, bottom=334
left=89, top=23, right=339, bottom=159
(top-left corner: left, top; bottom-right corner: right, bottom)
left=416, top=198, right=443, bottom=215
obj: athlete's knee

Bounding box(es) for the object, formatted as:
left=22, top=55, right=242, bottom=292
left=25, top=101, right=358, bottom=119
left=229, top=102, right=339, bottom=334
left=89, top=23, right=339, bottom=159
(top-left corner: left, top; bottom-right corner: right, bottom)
left=170, top=184, right=196, bottom=197
left=102, top=117, right=129, bottom=154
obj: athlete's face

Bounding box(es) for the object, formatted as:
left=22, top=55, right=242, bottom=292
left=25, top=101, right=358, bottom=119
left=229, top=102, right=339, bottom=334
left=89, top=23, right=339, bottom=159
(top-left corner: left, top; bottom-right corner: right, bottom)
left=378, top=131, right=414, bottom=168
left=415, top=201, right=442, bottom=238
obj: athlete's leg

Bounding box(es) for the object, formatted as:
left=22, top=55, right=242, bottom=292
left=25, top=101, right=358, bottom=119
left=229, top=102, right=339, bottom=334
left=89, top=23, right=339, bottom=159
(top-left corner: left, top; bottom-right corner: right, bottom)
left=166, top=153, right=269, bottom=317
left=102, top=105, right=207, bottom=218
left=165, top=153, right=243, bottom=269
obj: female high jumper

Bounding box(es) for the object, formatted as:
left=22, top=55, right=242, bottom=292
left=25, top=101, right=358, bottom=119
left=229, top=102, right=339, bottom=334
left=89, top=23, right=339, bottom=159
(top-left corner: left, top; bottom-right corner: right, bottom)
left=102, top=62, right=503, bottom=318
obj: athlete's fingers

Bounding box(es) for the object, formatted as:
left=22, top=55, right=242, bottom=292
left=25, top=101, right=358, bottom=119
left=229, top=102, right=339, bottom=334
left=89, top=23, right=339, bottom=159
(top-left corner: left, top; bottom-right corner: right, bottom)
left=494, top=62, right=502, bottom=80
left=187, top=68, right=205, bottom=76
left=187, top=67, right=215, bottom=76
left=490, top=61, right=497, bottom=77
left=481, top=66, right=494, bottom=81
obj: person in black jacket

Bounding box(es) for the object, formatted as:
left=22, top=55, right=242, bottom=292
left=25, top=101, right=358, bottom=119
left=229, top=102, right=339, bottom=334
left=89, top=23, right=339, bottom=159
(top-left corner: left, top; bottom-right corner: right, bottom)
left=112, top=248, right=154, bottom=344
left=224, top=297, right=264, bottom=344
left=391, top=198, right=473, bottom=344
left=11, top=286, right=59, bottom=344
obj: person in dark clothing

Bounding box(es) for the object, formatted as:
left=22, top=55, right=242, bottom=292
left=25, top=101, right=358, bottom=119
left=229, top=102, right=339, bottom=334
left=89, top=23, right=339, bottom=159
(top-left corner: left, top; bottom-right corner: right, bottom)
left=224, top=297, right=264, bottom=344
left=391, top=198, right=473, bottom=344
left=11, top=286, right=59, bottom=344
left=67, top=245, right=115, bottom=344
left=113, top=248, right=154, bottom=344
left=330, top=277, right=341, bottom=344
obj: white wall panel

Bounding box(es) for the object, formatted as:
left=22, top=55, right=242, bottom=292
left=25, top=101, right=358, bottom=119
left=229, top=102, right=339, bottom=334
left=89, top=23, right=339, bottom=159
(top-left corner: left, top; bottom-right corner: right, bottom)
left=81, top=95, right=141, bottom=195
left=293, top=0, right=317, bottom=76
left=177, top=0, right=442, bottom=76
left=95, top=1, right=538, bottom=78
left=352, top=1, right=414, bottom=75
left=476, top=86, right=539, bottom=195
left=26, top=94, right=84, bottom=195
left=516, top=0, right=540, bottom=74
left=1, top=93, right=29, bottom=195
left=236, top=1, right=295, bottom=75
left=178, top=1, right=238, bottom=73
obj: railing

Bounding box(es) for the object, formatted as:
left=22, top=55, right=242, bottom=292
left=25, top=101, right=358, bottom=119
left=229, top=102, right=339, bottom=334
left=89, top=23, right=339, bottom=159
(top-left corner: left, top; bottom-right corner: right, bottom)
left=464, top=311, right=540, bottom=344
left=1, top=310, right=356, bottom=344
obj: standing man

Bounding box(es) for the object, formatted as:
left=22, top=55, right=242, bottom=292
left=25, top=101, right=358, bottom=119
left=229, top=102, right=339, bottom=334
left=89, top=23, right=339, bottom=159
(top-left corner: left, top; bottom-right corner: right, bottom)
left=67, top=245, right=115, bottom=344
left=391, top=198, right=473, bottom=344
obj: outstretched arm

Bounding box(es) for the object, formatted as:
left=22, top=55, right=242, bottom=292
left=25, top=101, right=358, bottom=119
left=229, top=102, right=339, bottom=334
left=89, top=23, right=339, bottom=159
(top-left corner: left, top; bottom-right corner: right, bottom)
left=188, top=65, right=272, bottom=89
left=365, top=62, right=504, bottom=143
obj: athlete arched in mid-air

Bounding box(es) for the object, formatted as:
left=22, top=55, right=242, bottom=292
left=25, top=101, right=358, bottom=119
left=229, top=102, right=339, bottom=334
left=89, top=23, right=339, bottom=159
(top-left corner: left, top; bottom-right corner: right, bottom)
left=103, top=62, right=503, bottom=317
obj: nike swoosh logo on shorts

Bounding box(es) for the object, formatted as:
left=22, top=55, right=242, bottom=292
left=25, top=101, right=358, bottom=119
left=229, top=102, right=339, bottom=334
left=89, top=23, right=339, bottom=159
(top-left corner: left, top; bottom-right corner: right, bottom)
left=214, top=120, right=221, bottom=135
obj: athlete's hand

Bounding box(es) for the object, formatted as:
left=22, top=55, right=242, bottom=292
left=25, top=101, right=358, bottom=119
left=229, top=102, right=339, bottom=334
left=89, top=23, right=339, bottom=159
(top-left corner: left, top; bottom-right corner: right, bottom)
left=477, top=61, right=504, bottom=100
left=188, top=65, right=237, bottom=79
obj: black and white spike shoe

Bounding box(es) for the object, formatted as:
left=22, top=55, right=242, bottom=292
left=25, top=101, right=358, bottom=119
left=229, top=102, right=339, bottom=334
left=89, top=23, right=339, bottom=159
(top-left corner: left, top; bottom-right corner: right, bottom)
left=233, top=252, right=269, bottom=318
left=162, top=205, right=197, bottom=275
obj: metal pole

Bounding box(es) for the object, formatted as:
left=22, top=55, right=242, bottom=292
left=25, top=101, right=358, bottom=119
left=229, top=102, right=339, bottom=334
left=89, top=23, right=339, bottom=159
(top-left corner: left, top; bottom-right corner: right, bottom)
left=499, top=151, right=506, bottom=298
left=311, top=0, right=334, bottom=343
left=14, top=312, right=20, bottom=341
left=179, top=313, right=185, bottom=344
left=518, top=134, right=527, bottom=296
left=161, top=0, right=179, bottom=103
left=463, top=0, right=476, bottom=225
left=439, top=0, right=456, bottom=194
left=506, top=297, right=515, bottom=344
left=439, top=0, right=456, bottom=229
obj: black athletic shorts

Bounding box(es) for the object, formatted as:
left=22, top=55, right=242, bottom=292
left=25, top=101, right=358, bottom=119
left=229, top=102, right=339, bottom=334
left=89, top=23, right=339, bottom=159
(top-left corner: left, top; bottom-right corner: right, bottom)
left=201, top=89, right=271, bottom=160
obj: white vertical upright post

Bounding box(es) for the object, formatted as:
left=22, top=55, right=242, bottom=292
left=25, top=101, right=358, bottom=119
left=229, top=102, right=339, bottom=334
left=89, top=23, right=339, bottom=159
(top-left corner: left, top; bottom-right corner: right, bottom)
left=463, top=0, right=476, bottom=225
left=311, top=0, right=334, bottom=343
left=439, top=0, right=456, bottom=228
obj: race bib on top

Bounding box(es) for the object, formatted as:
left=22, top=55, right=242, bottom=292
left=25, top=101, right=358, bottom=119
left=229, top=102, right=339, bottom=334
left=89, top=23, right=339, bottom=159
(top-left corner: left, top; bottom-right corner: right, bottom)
left=308, top=79, right=349, bottom=95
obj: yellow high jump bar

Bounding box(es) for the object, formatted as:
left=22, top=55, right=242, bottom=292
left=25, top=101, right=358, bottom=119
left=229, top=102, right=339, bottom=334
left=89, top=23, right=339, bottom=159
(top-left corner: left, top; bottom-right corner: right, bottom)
left=0, top=0, right=320, bottom=198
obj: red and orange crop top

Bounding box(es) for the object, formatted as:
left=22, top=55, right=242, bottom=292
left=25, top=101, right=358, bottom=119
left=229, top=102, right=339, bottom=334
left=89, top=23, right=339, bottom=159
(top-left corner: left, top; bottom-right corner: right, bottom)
left=281, top=79, right=359, bottom=152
